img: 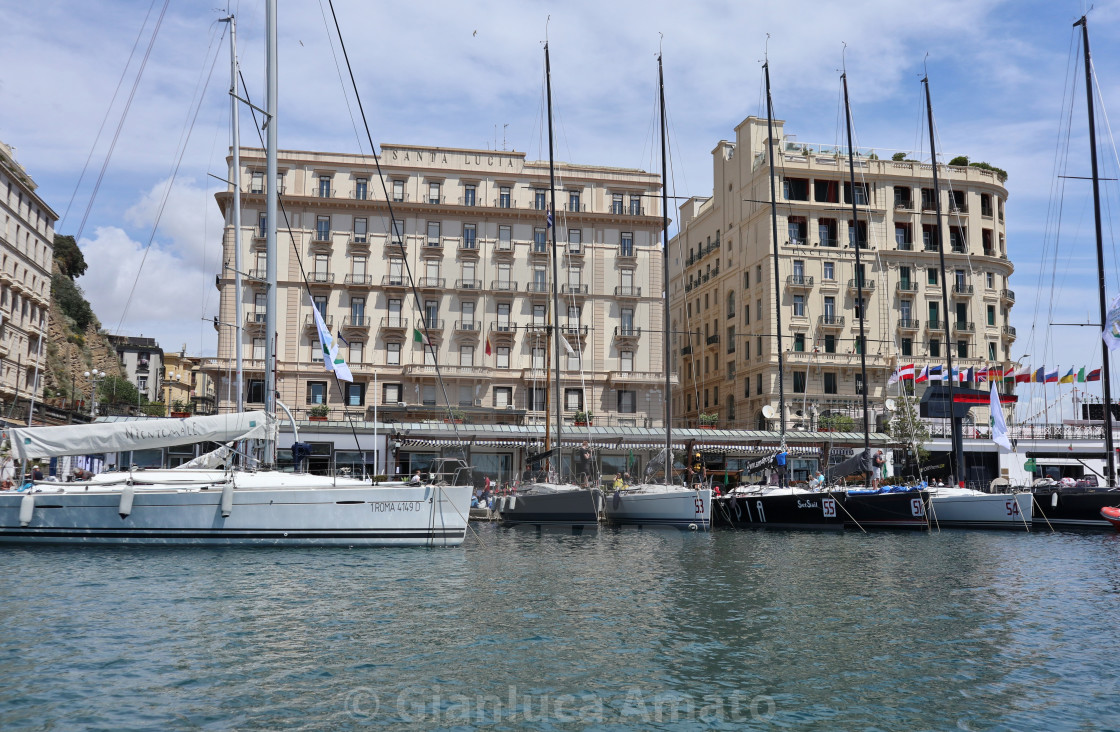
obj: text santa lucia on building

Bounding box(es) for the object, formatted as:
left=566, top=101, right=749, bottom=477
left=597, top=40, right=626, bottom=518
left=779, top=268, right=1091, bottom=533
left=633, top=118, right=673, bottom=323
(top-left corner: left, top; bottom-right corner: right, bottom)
left=384, top=146, right=521, bottom=170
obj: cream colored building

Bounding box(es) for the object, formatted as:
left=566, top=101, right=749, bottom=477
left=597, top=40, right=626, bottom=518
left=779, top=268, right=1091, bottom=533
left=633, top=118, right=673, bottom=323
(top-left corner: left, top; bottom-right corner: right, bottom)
left=0, top=140, right=56, bottom=412
left=205, top=145, right=671, bottom=425
left=669, top=116, right=1014, bottom=431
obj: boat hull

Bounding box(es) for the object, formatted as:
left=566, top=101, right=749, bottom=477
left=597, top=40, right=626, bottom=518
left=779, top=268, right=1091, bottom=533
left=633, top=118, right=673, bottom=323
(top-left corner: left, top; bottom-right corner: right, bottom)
left=601, top=488, right=712, bottom=528
left=844, top=490, right=929, bottom=529
left=0, top=484, right=471, bottom=546
left=496, top=489, right=601, bottom=526
left=927, top=492, right=1033, bottom=530
left=713, top=492, right=844, bottom=530
left=1032, top=488, right=1120, bottom=529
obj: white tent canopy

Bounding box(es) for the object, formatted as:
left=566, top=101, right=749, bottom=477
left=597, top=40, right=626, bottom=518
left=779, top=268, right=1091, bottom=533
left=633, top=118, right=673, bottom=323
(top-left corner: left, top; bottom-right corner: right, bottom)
left=10, top=412, right=273, bottom=461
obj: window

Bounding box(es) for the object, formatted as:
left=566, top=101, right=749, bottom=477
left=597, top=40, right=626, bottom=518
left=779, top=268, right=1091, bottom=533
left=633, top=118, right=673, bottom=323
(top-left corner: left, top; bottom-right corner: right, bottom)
left=847, top=220, right=868, bottom=248
left=316, top=215, right=330, bottom=241
left=930, top=338, right=941, bottom=358
left=391, top=219, right=404, bottom=246
left=814, top=180, right=840, bottom=203
left=311, top=339, right=323, bottom=362
left=497, top=301, right=512, bottom=328
left=744, top=304, right=749, bottom=324
left=499, top=186, right=511, bottom=208
left=346, top=383, right=365, bottom=407
left=895, top=223, right=912, bottom=250
left=787, top=217, right=807, bottom=245
left=463, top=224, right=477, bottom=249
left=565, top=388, right=583, bottom=411
left=928, top=268, right=939, bottom=286
left=793, top=295, right=805, bottom=317
left=532, top=347, right=545, bottom=369
left=460, top=345, right=474, bottom=366
left=464, top=184, right=476, bottom=207
left=318, top=175, right=331, bottom=198
left=823, top=296, right=836, bottom=321
left=901, top=338, right=912, bottom=357
left=247, top=379, right=265, bottom=403
left=392, top=180, right=404, bottom=202
left=383, top=383, right=401, bottom=405
left=388, top=298, right=403, bottom=327
left=756, top=373, right=763, bottom=395
left=529, top=387, right=547, bottom=411
left=535, top=189, right=547, bottom=210
left=818, top=218, right=838, bottom=247
left=494, top=387, right=512, bottom=408
left=794, top=333, right=805, bottom=351
left=727, top=325, right=735, bottom=352
left=496, top=346, right=510, bottom=369
left=349, top=341, right=364, bottom=364
left=353, top=217, right=367, bottom=243
left=352, top=177, right=367, bottom=200
left=534, top=227, right=547, bottom=252
left=956, top=340, right=968, bottom=358
left=989, top=342, right=997, bottom=360
left=568, top=190, right=580, bottom=211
left=422, top=385, right=436, bottom=405
left=617, top=390, right=636, bottom=413
left=312, top=294, right=327, bottom=317
left=987, top=305, right=996, bottom=326
left=855, top=373, right=864, bottom=395
left=854, top=297, right=867, bottom=320
left=307, top=381, right=327, bottom=404
left=986, top=272, right=994, bottom=289
left=427, top=221, right=440, bottom=246
left=532, top=303, right=546, bottom=326
left=257, top=212, right=267, bottom=238
left=629, top=194, right=641, bottom=215
left=460, top=301, right=475, bottom=327
left=824, top=334, right=836, bottom=353
left=428, top=182, right=441, bottom=204
left=783, top=177, right=809, bottom=201
left=253, top=337, right=265, bottom=360
left=351, top=297, right=367, bottom=321
left=462, top=262, right=477, bottom=289
left=386, top=342, right=401, bottom=365
left=824, top=372, right=837, bottom=394
left=620, top=350, right=634, bottom=372
left=929, top=301, right=940, bottom=328
left=894, top=186, right=912, bottom=208
left=793, top=372, right=806, bottom=393
left=844, top=182, right=868, bottom=205
left=568, top=229, right=582, bottom=254
left=498, top=225, right=512, bottom=249
left=251, top=171, right=264, bottom=194
left=620, top=232, right=633, bottom=257
left=611, top=193, right=624, bottom=214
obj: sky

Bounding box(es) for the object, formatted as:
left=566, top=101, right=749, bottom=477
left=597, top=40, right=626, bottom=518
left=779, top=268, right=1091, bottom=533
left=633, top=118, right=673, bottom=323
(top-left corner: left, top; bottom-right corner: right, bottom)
left=3, top=0, right=1120, bottom=419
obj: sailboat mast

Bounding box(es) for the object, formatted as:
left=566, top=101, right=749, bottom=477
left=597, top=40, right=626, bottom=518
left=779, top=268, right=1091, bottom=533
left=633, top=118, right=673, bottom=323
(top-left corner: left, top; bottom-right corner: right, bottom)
left=1077, top=15, right=1116, bottom=484
left=545, top=43, right=563, bottom=475
left=263, top=0, right=278, bottom=463
left=923, top=76, right=964, bottom=484
left=223, top=14, right=244, bottom=414
left=659, top=54, right=672, bottom=482
left=764, top=61, right=787, bottom=439
left=841, top=73, right=869, bottom=453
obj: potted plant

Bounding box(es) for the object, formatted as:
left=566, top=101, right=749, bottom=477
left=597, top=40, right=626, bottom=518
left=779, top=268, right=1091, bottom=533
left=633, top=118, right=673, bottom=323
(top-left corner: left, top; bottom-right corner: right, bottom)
left=699, top=412, right=718, bottom=429
left=309, top=403, right=330, bottom=421
left=445, top=407, right=465, bottom=424
left=573, top=410, right=593, bottom=426
left=170, top=399, right=190, bottom=418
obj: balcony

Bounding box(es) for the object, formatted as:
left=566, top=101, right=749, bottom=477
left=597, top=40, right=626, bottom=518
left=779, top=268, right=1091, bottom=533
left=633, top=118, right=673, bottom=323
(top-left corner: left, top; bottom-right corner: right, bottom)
left=608, top=370, right=677, bottom=387
left=304, top=314, right=333, bottom=330
left=952, top=283, right=974, bottom=296
left=381, top=275, right=408, bottom=289
left=489, top=280, right=518, bottom=292
left=847, top=279, right=875, bottom=293
left=818, top=237, right=839, bottom=248
left=453, top=320, right=481, bottom=333
left=897, top=318, right=921, bottom=331
left=896, top=281, right=919, bottom=293
left=529, top=243, right=549, bottom=258
left=706, top=333, right=720, bottom=347
left=953, top=321, right=975, bottom=334
left=424, top=238, right=443, bottom=251
left=417, top=319, right=445, bottom=334
left=614, top=326, right=642, bottom=339
left=307, top=272, right=335, bottom=285
left=458, top=238, right=479, bottom=254
left=343, top=274, right=373, bottom=288
left=1002, top=325, right=1017, bottom=341
left=1000, top=289, right=1015, bottom=304
left=419, top=277, right=446, bottom=290
left=818, top=315, right=845, bottom=329
left=404, top=364, right=491, bottom=380
left=348, top=235, right=370, bottom=251
left=245, top=312, right=267, bottom=329
left=560, top=284, right=588, bottom=296
left=341, top=316, right=371, bottom=330
left=786, top=275, right=813, bottom=290
left=559, top=324, right=589, bottom=336
left=309, top=234, right=332, bottom=253
left=526, top=282, right=550, bottom=294
left=615, top=286, right=642, bottom=298
left=681, top=345, right=693, bottom=356
left=490, top=322, right=518, bottom=334
left=380, top=317, right=408, bottom=332
left=894, top=200, right=912, bottom=211
left=456, top=278, right=483, bottom=291
left=927, top=319, right=943, bottom=330
left=951, top=244, right=968, bottom=254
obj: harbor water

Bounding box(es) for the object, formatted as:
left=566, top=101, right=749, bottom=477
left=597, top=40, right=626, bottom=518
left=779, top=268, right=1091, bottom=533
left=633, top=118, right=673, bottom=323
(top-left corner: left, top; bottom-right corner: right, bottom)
left=1, top=526, right=1118, bottom=729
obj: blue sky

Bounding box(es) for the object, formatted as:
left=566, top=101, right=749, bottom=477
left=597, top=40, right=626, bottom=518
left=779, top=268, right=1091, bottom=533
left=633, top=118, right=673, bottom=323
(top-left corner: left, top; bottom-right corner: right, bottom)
left=3, top=0, right=1120, bottom=416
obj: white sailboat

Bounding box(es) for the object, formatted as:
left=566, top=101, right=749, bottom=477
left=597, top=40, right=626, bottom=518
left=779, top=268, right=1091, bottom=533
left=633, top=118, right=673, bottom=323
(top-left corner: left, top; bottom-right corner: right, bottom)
left=600, top=53, right=712, bottom=530
left=0, top=4, right=471, bottom=546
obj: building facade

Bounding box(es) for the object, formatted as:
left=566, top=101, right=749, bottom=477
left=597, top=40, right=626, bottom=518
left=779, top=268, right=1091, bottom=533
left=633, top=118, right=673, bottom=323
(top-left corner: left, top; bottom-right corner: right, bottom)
left=108, top=335, right=164, bottom=405
left=669, top=116, right=1014, bottom=432
left=162, top=348, right=216, bottom=415
left=0, top=140, right=56, bottom=414
left=205, top=145, right=671, bottom=426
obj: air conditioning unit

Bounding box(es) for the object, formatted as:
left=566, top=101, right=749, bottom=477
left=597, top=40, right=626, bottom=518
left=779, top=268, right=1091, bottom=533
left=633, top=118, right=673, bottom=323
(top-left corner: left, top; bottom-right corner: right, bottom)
left=505, top=404, right=516, bottom=410
left=473, top=399, right=483, bottom=407
left=396, top=402, right=407, bottom=408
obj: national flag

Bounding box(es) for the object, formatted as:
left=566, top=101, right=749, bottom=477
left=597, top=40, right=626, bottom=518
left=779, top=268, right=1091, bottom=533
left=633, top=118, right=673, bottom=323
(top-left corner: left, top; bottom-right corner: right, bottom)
left=413, top=327, right=430, bottom=346
left=949, top=366, right=960, bottom=382
left=1015, top=367, right=1031, bottom=384
left=976, top=368, right=988, bottom=383
left=916, top=365, right=929, bottom=383
left=1103, top=293, right=1120, bottom=351
left=899, top=363, right=915, bottom=381
left=561, top=335, right=576, bottom=355
left=1033, top=367, right=1045, bottom=383
left=1060, top=368, right=1075, bottom=384
left=1077, top=367, right=1087, bottom=383
left=1087, top=368, right=1102, bottom=382
left=990, top=383, right=1012, bottom=452
left=888, top=367, right=901, bottom=386
left=310, top=298, right=353, bottom=382
left=546, top=206, right=554, bottom=229
left=485, top=334, right=492, bottom=356
left=1045, top=368, right=1059, bottom=383
left=928, top=365, right=944, bottom=381
left=963, top=367, right=975, bottom=383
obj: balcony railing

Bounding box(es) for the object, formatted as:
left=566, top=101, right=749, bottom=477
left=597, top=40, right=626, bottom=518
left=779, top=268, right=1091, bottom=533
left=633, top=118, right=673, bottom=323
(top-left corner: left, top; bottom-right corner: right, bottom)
left=526, top=282, right=550, bottom=293
left=954, top=321, right=975, bottom=333
left=897, top=281, right=919, bottom=292
left=418, top=319, right=444, bottom=331
left=307, top=272, right=335, bottom=284
left=786, top=275, right=813, bottom=288
left=344, top=274, right=373, bottom=286
left=490, top=280, right=518, bottom=291
left=490, top=322, right=518, bottom=333
left=560, top=284, right=588, bottom=295
left=681, top=345, right=693, bottom=356
left=1002, top=325, right=1017, bottom=339
left=456, top=278, right=482, bottom=290
left=245, top=312, right=266, bottom=327
left=381, top=275, right=407, bottom=287
left=927, top=319, right=943, bottom=330
left=952, top=283, right=974, bottom=295
left=380, top=317, right=408, bottom=329
left=454, top=320, right=481, bottom=332
left=1001, top=289, right=1015, bottom=303
left=818, top=237, right=838, bottom=247
left=818, top=315, right=845, bottom=328
left=419, top=277, right=446, bottom=288
left=847, top=279, right=875, bottom=291
left=706, top=334, right=720, bottom=346
left=614, top=326, right=642, bottom=338
left=560, top=324, right=589, bottom=336
left=614, top=285, right=641, bottom=297
left=898, top=318, right=920, bottom=330
left=341, top=316, right=371, bottom=329
left=304, top=314, right=334, bottom=328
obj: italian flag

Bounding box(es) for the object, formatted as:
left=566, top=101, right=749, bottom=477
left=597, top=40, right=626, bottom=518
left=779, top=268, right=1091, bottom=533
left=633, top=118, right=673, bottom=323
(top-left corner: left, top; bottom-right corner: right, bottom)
left=413, top=327, right=430, bottom=346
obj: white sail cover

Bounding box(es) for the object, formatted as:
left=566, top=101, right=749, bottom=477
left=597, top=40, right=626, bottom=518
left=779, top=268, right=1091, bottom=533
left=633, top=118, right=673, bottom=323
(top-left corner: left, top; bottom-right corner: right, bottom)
left=10, top=411, right=273, bottom=461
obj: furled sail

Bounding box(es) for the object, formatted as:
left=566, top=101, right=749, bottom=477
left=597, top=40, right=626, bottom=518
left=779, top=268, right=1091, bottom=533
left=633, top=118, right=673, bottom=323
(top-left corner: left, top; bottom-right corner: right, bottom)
left=824, top=448, right=873, bottom=484
left=10, top=412, right=273, bottom=461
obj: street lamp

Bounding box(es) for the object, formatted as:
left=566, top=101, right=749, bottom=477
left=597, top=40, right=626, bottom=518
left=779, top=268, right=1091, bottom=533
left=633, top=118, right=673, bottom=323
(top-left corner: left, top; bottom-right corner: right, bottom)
left=84, top=369, right=105, bottom=418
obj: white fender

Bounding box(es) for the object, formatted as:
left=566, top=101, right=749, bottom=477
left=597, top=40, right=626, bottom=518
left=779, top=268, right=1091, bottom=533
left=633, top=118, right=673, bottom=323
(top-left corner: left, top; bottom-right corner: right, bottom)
left=118, top=485, right=135, bottom=519
left=1051, top=492, right=1058, bottom=508
left=508, top=495, right=516, bottom=510
left=221, top=482, right=234, bottom=518
left=19, top=494, right=34, bottom=527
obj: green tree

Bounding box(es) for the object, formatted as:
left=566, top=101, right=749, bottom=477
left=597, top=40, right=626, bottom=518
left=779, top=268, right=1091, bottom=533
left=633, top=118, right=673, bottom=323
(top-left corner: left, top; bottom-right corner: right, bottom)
left=51, top=272, right=96, bottom=331
left=968, top=160, right=1008, bottom=182
left=818, top=414, right=855, bottom=432
left=53, top=234, right=87, bottom=279
left=891, top=152, right=906, bottom=161
left=888, top=395, right=930, bottom=475
left=948, top=155, right=970, bottom=167
left=98, top=375, right=140, bottom=407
